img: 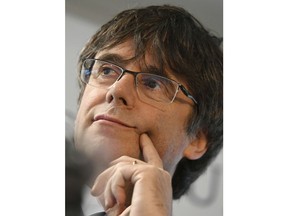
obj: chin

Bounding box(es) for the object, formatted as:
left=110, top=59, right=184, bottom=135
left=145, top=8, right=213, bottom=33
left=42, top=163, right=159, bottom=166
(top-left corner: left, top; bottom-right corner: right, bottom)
left=81, top=135, right=140, bottom=158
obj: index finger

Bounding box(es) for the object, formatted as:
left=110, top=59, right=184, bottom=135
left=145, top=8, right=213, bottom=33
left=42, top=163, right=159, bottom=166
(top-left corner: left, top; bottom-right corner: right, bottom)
left=140, top=133, right=163, bottom=168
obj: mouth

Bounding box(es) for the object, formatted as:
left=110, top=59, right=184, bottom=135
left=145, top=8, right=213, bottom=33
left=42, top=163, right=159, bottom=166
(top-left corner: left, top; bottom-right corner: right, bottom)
left=94, top=114, right=135, bottom=128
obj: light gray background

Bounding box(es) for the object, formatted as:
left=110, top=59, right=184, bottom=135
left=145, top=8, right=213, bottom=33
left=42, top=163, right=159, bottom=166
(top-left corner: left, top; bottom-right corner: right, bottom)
left=66, top=1, right=223, bottom=215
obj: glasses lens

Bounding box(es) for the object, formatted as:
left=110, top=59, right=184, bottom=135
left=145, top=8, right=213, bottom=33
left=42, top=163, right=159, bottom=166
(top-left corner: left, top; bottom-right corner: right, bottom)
left=81, top=60, right=122, bottom=88
left=137, top=73, right=178, bottom=103
left=81, top=60, right=184, bottom=105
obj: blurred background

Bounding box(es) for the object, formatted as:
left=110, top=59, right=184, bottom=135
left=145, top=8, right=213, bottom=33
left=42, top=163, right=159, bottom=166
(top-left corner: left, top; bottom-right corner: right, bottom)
left=66, top=0, right=223, bottom=215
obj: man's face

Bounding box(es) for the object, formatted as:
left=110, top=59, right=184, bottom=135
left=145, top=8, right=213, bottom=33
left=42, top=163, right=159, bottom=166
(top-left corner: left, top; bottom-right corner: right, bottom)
left=74, top=40, right=195, bottom=178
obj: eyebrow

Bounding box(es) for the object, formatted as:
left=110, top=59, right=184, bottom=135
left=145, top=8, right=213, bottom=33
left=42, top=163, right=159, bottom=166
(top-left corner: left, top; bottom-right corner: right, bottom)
left=97, top=53, right=127, bottom=66
left=96, top=53, right=166, bottom=77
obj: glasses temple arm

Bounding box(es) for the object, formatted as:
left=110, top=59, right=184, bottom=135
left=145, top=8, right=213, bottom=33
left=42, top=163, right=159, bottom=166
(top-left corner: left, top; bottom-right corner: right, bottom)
left=179, top=85, right=198, bottom=105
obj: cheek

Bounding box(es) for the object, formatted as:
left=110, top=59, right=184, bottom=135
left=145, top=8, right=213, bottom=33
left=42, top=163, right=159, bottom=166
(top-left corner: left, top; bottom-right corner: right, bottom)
left=148, top=113, right=189, bottom=172
left=150, top=132, right=188, bottom=174
left=80, top=87, right=106, bottom=108
left=74, top=87, right=106, bottom=150
left=75, top=88, right=107, bottom=126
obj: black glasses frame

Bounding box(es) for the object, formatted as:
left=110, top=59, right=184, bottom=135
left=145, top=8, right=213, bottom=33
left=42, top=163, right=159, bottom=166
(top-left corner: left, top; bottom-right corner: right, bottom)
left=81, top=59, right=198, bottom=105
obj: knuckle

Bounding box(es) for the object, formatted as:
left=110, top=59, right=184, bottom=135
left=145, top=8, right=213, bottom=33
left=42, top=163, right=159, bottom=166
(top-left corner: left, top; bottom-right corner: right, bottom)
left=114, top=162, right=124, bottom=170
left=118, top=155, right=130, bottom=160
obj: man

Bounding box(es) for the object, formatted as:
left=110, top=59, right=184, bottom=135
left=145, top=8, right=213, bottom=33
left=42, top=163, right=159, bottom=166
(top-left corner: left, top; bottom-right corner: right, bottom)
left=71, top=4, right=222, bottom=216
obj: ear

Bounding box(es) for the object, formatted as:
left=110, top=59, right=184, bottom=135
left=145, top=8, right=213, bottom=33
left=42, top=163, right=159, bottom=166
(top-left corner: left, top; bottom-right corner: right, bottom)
left=183, top=131, right=208, bottom=160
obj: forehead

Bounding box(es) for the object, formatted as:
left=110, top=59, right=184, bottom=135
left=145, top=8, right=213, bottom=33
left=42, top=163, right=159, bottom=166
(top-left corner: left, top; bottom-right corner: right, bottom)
left=95, top=40, right=135, bottom=60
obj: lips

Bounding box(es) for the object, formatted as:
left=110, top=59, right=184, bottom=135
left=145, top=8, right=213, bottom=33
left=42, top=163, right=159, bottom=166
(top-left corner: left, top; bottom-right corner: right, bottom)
left=94, top=114, right=135, bottom=128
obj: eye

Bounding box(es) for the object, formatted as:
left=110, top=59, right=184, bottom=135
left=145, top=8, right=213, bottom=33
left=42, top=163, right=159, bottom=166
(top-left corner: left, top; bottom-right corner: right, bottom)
left=99, top=65, right=117, bottom=76
left=141, top=76, right=162, bottom=90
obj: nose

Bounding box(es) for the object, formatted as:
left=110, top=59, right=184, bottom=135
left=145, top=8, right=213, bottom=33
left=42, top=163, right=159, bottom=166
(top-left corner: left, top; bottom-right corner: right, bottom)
left=106, top=73, right=137, bottom=107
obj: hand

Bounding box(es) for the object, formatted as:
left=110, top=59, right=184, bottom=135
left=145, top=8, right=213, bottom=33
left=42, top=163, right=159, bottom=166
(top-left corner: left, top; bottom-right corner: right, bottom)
left=91, top=133, right=172, bottom=216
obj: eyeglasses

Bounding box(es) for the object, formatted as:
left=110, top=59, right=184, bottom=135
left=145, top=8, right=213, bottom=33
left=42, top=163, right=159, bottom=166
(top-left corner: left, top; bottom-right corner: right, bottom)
left=80, top=59, right=198, bottom=105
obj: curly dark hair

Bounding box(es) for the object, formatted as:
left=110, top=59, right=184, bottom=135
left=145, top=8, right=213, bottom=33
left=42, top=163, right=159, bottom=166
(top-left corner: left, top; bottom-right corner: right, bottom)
left=77, top=5, right=223, bottom=199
